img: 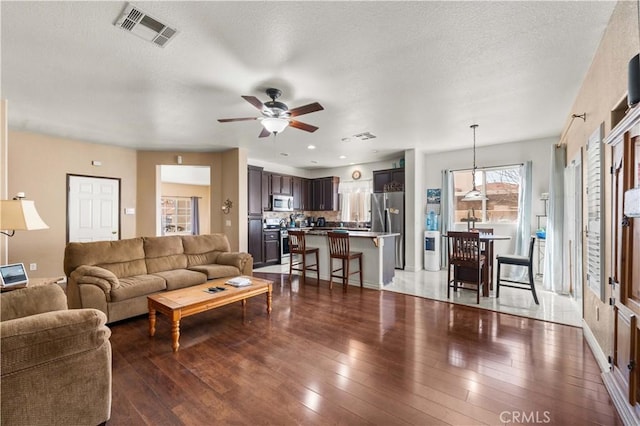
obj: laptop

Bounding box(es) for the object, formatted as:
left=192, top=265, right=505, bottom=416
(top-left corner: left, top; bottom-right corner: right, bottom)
left=0, top=263, right=29, bottom=288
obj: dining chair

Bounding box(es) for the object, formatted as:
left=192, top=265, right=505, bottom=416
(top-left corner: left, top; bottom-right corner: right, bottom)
left=288, top=230, right=320, bottom=284
left=447, top=231, right=486, bottom=304
left=327, top=231, right=363, bottom=291
left=496, top=237, right=539, bottom=304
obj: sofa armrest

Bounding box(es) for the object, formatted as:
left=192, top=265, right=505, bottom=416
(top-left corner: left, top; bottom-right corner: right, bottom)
left=0, top=285, right=68, bottom=322
left=216, top=252, right=253, bottom=275
left=70, top=265, right=120, bottom=294
left=1, top=308, right=110, bottom=376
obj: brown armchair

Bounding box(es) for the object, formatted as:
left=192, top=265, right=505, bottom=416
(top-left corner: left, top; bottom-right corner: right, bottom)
left=1, top=285, right=112, bottom=425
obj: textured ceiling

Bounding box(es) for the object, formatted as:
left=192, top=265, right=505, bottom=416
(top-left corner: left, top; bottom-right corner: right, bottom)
left=1, top=1, right=616, bottom=169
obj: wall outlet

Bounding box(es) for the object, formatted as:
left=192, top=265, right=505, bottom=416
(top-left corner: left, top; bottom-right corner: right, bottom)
left=29, top=263, right=37, bottom=271
left=225, top=220, right=232, bottom=227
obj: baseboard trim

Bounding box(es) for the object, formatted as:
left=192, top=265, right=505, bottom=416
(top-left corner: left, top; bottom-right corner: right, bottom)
left=582, top=319, right=610, bottom=372
left=602, top=369, right=640, bottom=426
left=583, top=319, right=639, bottom=425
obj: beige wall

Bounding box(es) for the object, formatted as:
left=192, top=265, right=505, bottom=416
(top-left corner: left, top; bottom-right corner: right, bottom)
left=1, top=100, right=8, bottom=264
left=160, top=182, right=211, bottom=234
left=136, top=149, right=246, bottom=251
left=562, top=1, right=638, bottom=357
left=6, top=131, right=137, bottom=278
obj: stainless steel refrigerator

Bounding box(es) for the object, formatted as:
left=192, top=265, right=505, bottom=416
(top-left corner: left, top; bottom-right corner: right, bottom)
left=371, top=191, right=405, bottom=269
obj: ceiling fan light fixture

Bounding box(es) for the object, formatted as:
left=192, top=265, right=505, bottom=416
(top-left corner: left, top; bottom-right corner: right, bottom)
left=261, top=117, right=289, bottom=134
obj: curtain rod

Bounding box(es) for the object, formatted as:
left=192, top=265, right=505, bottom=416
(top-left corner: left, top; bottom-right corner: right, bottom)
left=448, top=162, right=524, bottom=173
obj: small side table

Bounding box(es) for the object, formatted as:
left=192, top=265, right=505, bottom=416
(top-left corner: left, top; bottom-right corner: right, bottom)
left=1, top=276, right=65, bottom=292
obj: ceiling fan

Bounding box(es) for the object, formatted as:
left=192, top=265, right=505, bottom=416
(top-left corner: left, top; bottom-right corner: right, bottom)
left=218, top=88, right=324, bottom=137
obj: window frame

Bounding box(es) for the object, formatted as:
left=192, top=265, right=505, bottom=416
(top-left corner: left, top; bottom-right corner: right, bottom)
left=452, top=164, right=522, bottom=225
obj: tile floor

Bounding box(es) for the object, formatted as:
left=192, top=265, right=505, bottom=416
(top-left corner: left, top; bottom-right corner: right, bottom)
left=254, top=263, right=583, bottom=327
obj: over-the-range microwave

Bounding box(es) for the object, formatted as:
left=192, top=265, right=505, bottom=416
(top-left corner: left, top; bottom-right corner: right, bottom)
left=272, top=195, right=293, bottom=212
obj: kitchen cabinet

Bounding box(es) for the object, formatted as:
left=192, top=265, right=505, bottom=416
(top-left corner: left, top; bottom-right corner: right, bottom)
left=248, top=165, right=263, bottom=216
left=262, top=171, right=272, bottom=211
left=292, top=177, right=311, bottom=210
left=263, top=230, right=280, bottom=265
left=248, top=216, right=264, bottom=267
left=271, top=174, right=292, bottom=195
left=312, top=177, right=339, bottom=211
left=373, top=168, right=405, bottom=193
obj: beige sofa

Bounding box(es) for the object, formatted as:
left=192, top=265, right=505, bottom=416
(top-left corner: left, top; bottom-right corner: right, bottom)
left=1, top=284, right=112, bottom=425
left=64, top=233, right=253, bottom=323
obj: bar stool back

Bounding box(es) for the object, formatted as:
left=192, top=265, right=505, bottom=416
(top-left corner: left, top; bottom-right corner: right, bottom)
left=327, top=231, right=363, bottom=291
left=288, top=230, right=319, bottom=284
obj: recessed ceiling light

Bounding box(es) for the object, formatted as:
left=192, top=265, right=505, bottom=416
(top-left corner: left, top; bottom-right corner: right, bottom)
left=349, top=162, right=355, bottom=165
left=372, top=150, right=379, bottom=153
left=280, top=152, right=288, bottom=156
left=339, top=155, right=346, bottom=159
left=307, top=145, right=316, bottom=150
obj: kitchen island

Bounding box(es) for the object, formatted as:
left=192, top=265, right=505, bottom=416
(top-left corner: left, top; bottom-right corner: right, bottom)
left=302, top=229, right=399, bottom=289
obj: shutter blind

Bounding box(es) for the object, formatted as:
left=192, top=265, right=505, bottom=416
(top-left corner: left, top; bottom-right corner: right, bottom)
left=586, top=124, right=605, bottom=301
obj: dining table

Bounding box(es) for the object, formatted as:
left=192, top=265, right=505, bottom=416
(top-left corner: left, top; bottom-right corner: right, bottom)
left=446, top=232, right=511, bottom=297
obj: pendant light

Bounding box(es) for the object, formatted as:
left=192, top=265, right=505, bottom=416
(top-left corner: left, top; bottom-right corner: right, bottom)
left=462, top=124, right=487, bottom=201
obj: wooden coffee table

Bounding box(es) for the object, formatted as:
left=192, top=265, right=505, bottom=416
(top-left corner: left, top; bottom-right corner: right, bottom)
left=148, top=276, right=272, bottom=352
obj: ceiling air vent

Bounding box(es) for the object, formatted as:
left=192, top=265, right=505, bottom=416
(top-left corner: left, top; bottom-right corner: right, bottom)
left=114, top=4, right=178, bottom=48
left=354, top=132, right=377, bottom=141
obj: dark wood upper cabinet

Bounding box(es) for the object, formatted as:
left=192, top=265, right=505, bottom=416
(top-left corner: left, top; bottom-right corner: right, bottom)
left=312, top=177, right=339, bottom=211
left=373, top=168, right=405, bottom=193
left=292, top=177, right=302, bottom=210
left=248, top=165, right=263, bottom=216
left=271, top=174, right=292, bottom=196
left=262, top=171, right=271, bottom=211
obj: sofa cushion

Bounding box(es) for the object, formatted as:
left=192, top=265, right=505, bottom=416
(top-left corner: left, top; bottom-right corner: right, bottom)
left=143, top=236, right=188, bottom=273
left=110, top=274, right=166, bottom=302
left=188, top=264, right=241, bottom=280
left=64, top=238, right=147, bottom=278
left=182, top=234, right=230, bottom=266
left=152, top=269, right=207, bottom=290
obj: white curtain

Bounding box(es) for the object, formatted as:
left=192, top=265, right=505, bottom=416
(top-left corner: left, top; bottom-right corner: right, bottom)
left=338, top=180, right=372, bottom=222
left=190, top=196, right=200, bottom=235
left=543, top=145, right=566, bottom=292
left=440, top=170, right=455, bottom=268
left=510, top=161, right=533, bottom=279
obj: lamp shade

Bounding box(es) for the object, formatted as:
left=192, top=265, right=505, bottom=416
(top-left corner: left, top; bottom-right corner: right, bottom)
left=462, top=188, right=487, bottom=201
left=0, top=200, right=49, bottom=232
left=261, top=117, right=289, bottom=134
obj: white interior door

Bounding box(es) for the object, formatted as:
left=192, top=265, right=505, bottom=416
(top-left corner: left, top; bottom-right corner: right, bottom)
left=68, top=175, right=120, bottom=242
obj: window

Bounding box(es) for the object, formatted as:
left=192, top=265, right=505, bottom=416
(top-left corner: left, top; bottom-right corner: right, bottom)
left=338, top=180, right=372, bottom=224
left=452, top=165, right=521, bottom=224
left=161, top=197, right=192, bottom=235
left=341, top=192, right=371, bottom=223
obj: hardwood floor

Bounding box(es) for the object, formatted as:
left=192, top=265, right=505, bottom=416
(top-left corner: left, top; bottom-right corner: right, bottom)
left=108, top=272, right=621, bottom=425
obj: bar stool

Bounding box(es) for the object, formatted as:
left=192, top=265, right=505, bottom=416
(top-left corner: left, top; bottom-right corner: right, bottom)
left=327, top=231, right=363, bottom=291
left=288, top=230, right=319, bottom=284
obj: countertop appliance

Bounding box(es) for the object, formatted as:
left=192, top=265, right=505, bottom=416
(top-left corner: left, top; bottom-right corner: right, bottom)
left=272, top=195, right=293, bottom=212
left=316, top=217, right=326, bottom=227
left=264, top=218, right=281, bottom=229
left=371, top=191, right=405, bottom=269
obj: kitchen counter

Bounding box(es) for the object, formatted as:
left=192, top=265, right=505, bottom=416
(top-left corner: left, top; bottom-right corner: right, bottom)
left=300, top=231, right=399, bottom=289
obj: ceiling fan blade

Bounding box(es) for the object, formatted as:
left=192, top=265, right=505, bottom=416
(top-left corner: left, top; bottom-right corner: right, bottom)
left=289, top=120, right=319, bottom=133
left=288, top=102, right=324, bottom=117
left=242, top=95, right=265, bottom=111
left=218, top=117, right=258, bottom=122
left=258, top=127, right=271, bottom=138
